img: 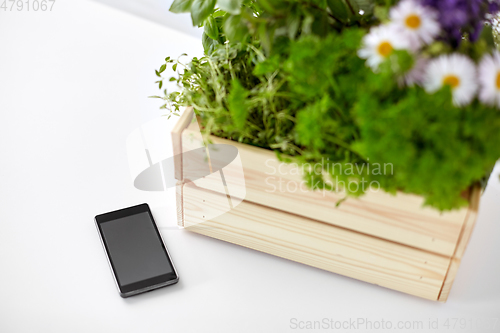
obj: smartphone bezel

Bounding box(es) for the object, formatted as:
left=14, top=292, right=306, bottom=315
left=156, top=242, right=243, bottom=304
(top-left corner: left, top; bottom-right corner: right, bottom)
left=95, top=203, right=179, bottom=298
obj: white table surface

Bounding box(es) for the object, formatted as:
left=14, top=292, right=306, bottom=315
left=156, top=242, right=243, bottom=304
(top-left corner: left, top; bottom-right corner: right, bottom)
left=1, top=1, right=500, bottom=332
left=91, top=0, right=203, bottom=39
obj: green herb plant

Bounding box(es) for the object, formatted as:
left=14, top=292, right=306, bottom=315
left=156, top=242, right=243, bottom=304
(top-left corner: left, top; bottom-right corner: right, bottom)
left=152, top=0, right=500, bottom=210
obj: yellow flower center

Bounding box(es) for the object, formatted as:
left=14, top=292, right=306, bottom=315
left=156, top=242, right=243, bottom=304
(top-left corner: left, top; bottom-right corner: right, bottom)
left=443, top=75, right=460, bottom=89
left=405, top=14, right=421, bottom=29
left=378, top=41, right=393, bottom=58
left=496, top=72, right=500, bottom=90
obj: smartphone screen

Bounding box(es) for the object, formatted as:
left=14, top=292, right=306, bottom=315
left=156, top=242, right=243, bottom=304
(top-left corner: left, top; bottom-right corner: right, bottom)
left=95, top=204, right=178, bottom=297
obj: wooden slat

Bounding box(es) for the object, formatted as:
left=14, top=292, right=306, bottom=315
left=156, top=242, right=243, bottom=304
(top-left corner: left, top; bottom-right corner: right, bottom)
left=171, top=106, right=194, bottom=181
left=453, top=186, right=481, bottom=260
left=438, top=258, right=461, bottom=302
left=437, top=186, right=481, bottom=302
left=181, top=122, right=471, bottom=257
left=176, top=181, right=184, bottom=227
left=182, top=182, right=451, bottom=301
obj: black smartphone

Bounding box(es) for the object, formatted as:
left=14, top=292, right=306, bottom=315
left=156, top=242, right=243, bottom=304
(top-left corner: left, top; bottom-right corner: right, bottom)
left=95, top=203, right=179, bottom=297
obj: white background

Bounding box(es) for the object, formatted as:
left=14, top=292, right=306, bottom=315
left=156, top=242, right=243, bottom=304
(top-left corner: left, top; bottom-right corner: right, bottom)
left=1, top=1, right=500, bottom=332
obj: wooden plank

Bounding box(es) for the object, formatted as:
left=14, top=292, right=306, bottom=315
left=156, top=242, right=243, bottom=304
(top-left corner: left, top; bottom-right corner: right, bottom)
left=438, top=258, right=461, bottom=302
left=453, top=186, right=481, bottom=260
left=182, top=182, right=451, bottom=301
left=181, top=122, right=470, bottom=257
left=171, top=106, right=194, bottom=181
left=176, top=181, right=184, bottom=227
left=437, top=186, right=481, bottom=302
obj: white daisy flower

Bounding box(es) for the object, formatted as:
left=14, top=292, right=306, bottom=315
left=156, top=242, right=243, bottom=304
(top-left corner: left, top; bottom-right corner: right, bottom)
left=423, top=54, right=478, bottom=107
left=478, top=50, right=500, bottom=108
left=390, top=0, right=440, bottom=49
left=358, top=25, right=410, bottom=71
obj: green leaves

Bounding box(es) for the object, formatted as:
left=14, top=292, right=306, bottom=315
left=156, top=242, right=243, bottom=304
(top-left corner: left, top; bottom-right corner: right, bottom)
left=169, top=0, right=193, bottom=13
left=327, top=0, right=370, bottom=24
left=258, top=22, right=274, bottom=54
left=223, top=15, right=248, bottom=41
left=160, top=0, right=500, bottom=210
left=227, top=79, right=249, bottom=130
left=296, top=96, right=331, bottom=150
left=204, top=15, right=219, bottom=40
left=285, top=11, right=301, bottom=39
left=255, top=0, right=276, bottom=14
left=480, top=24, right=495, bottom=48
left=170, top=0, right=221, bottom=30
left=190, top=0, right=216, bottom=26
left=373, top=5, right=389, bottom=21
left=202, top=31, right=220, bottom=54
left=327, top=0, right=351, bottom=23
left=253, top=55, right=280, bottom=76
left=217, top=0, right=242, bottom=15
left=351, top=0, right=374, bottom=15
left=377, top=49, right=414, bottom=76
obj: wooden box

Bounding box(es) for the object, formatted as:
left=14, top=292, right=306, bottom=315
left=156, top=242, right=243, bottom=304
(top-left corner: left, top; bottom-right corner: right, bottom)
left=172, top=107, right=481, bottom=301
